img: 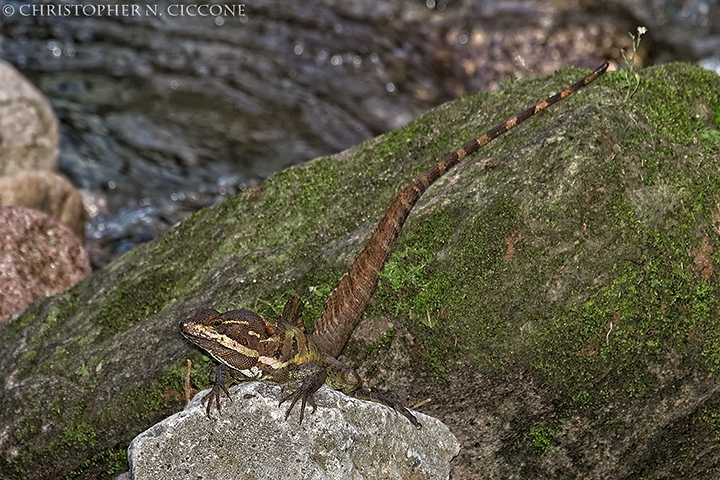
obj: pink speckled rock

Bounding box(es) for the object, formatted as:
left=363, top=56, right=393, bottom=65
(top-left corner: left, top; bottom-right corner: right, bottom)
left=0, top=170, right=86, bottom=241
left=0, top=206, right=91, bottom=322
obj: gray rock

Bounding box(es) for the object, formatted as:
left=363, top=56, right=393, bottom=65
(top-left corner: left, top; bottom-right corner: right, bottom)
left=128, top=382, right=459, bottom=480
left=0, top=59, right=59, bottom=175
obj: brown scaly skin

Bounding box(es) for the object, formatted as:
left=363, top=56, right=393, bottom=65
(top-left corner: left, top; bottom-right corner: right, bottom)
left=180, top=62, right=609, bottom=428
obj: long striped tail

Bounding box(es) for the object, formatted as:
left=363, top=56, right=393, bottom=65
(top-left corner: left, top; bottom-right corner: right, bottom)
left=311, top=62, right=609, bottom=358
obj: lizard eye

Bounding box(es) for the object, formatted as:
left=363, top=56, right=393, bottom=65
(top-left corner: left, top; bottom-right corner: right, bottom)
left=211, top=318, right=223, bottom=327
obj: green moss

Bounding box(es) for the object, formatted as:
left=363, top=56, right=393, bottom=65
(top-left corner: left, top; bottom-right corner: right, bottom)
left=14, top=417, right=40, bottom=444
left=188, top=351, right=219, bottom=390
left=699, top=129, right=720, bottom=143
left=96, top=265, right=178, bottom=333
left=379, top=246, right=433, bottom=317
left=51, top=405, right=99, bottom=452
left=118, top=361, right=189, bottom=419
left=63, top=449, right=127, bottom=480
left=527, top=425, right=556, bottom=456
left=700, top=407, right=720, bottom=442
left=48, top=397, right=63, bottom=416
left=60, top=418, right=98, bottom=449
left=517, top=142, right=720, bottom=412
left=636, top=64, right=720, bottom=144
left=381, top=246, right=431, bottom=292
left=369, top=195, right=523, bottom=380
left=367, top=329, right=397, bottom=355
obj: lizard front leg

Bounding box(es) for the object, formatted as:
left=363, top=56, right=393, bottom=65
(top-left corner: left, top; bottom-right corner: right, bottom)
left=276, top=363, right=327, bottom=424
left=277, top=357, right=364, bottom=425
left=201, top=364, right=234, bottom=416
left=201, top=364, right=255, bottom=417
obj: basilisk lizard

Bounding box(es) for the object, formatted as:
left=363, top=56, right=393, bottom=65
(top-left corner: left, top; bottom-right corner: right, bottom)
left=180, top=62, right=609, bottom=428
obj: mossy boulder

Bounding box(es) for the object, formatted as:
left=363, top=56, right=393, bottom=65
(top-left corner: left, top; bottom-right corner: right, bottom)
left=1, top=62, right=719, bottom=479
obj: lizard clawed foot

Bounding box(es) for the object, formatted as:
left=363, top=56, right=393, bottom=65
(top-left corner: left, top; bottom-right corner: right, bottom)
left=357, top=386, right=422, bottom=428
left=279, top=366, right=327, bottom=425
left=201, top=365, right=233, bottom=417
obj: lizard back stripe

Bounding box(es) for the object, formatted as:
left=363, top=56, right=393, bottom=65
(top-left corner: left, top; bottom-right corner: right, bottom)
left=311, top=62, right=608, bottom=358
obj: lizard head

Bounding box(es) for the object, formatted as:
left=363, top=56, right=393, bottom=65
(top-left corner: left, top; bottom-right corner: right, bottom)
left=180, top=308, right=279, bottom=374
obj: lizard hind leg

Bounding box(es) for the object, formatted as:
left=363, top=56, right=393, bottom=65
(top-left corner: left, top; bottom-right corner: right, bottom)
left=324, top=356, right=421, bottom=428
left=277, top=363, right=327, bottom=425
left=356, top=387, right=422, bottom=429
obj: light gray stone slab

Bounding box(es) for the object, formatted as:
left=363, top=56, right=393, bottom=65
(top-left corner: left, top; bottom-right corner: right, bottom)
left=128, top=382, right=459, bottom=480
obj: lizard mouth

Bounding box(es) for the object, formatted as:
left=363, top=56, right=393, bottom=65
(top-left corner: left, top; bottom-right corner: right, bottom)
left=183, top=330, right=261, bottom=371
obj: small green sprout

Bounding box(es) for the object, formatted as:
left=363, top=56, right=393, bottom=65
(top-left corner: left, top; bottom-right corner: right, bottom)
left=620, top=26, right=647, bottom=100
